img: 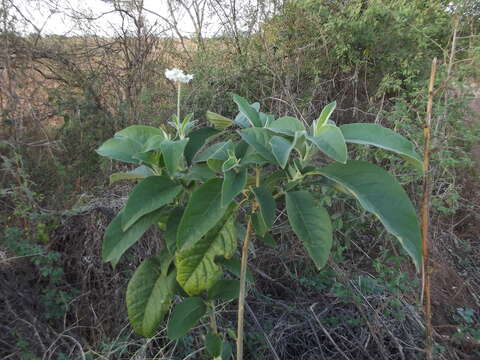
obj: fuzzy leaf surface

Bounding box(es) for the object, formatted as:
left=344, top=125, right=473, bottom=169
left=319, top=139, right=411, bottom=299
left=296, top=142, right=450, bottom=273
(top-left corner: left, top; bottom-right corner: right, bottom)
left=122, top=176, right=182, bottom=231
left=102, top=208, right=166, bottom=267
left=177, top=179, right=229, bottom=250
left=126, top=256, right=176, bottom=337
left=286, top=191, right=333, bottom=270
left=317, top=160, right=422, bottom=270
left=340, top=123, right=423, bottom=171
left=176, top=208, right=237, bottom=295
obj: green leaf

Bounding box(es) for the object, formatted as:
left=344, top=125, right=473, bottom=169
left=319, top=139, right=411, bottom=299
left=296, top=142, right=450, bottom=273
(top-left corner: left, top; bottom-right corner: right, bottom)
left=132, top=150, right=160, bottom=167
left=194, top=141, right=234, bottom=163
left=186, top=164, right=217, bottom=182
left=314, top=101, right=336, bottom=135
left=239, top=145, right=270, bottom=166
left=116, top=125, right=166, bottom=145
left=340, top=123, right=423, bottom=172
left=160, top=139, right=188, bottom=175
left=207, top=111, right=234, bottom=130
left=144, top=134, right=167, bottom=151
left=184, top=127, right=220, bottom=165
left=122, top=176, right=182, bottom=231
left=167, top=297, right=206, bottom=340
left=126, top=256, right=176, bottom=337
left=259, top=112, right=274, bottom=127
left=232, top=94, right=262, bottom=127
left=96, top=138, right=143, bottom=163
left=286, top=191, right=333, bottom=270
left=317, top=160, right=422, bottom=270
left=176, top=207, right=237, bottom=295
left=221, top=341, right=233, bottom=359
left=269, top=116, right=305, bottom=135
left=208, top=279, right=240, bottom=302
left=238, top=128, right=276, bottom=163
left=252, top=186, right=276, bottom=231
left=102, top=208, right=166, bottom=267
left=307, top=124, right=347, bottom=163
left=222, top=168, right=247, bottom=207
left=109, top=165, right=154, bottom=184
left=252, top=212, right=267, bottom=237
left=166, top=207, right=184, bottom=254
left=222, top=150, right=240, bottom=172
left=217, top=257, right=254, bottom=283
left=206, top=332, right=223, bottom=357
left=96, top=125, right=166, bottom=163
left=235, top=102, right=260, bottom=128
left=177, top=179, right=228, bottom=250
left=270, top=136, right=295, bottom=168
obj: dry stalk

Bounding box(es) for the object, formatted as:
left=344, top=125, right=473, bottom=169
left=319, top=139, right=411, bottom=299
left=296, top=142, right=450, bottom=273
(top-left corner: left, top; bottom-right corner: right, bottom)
left=422, top=57, right=437, bottom=360
left=236, top=167, right=261, bottom=360
left=236, top=216, right=253, bottom=360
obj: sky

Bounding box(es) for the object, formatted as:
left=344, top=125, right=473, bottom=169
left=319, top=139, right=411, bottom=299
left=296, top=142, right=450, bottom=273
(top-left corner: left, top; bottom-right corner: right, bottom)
left=14, top=0, right=213, bottom=36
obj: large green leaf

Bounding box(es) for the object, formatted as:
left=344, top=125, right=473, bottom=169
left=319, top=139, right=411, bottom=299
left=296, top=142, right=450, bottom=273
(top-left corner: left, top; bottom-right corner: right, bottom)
left=122, top=176, right=182, bottom=231
left=116, top=125, right=166, bottom=145
left=206, top=111, right=234, bottom=130
left=166, top=207, right=184, bottom=254
left=176, top=208, right=237, bottom=295
left=251, top=186, right=276, bottom=236
left=270, top=136, right=295, bottom=168
left=259, top=112, right=275, bottom=127
left=193, top=141, right=234, bottom=163
left=235, top=102, right=260, bottom=128
left=96, top=125, right=166, bottom=163
left=207, top=279, right=240, bottom=301
left=102, top=208, right=166, bottom=267
left=96, top=138, right=143, bottom=164
left=167, top=297, right=206, bottom=340
left=232, top=94, right=262, bottom=127
left=340, top=123, right=423, bottom=172
left=307, top=124, right=347, bottom=163
left=286, top=191, right=333, bottom=270
left=143, top=134, right=167, bottom=152
left=317, top=160, right=422, bottom=269
left=186, top=164, right=216, bottom=182
left=238, top=128, right=276, bottom=163
left=109, top=165, right=154, bottom=185
left=160, top=139, right=188, bottom=175
left=239, top=145, right=270, bottom=166
left=126, top=255, right=176, bottom=337
left=314, top=101, right=336, bottom=135
left=269, top=116, right=305, bottom=135
left=177, top=179, right=228, bottom=250
left=221, top=168, right=247, bottom=207
left=184, top=127, right=220, bottom=165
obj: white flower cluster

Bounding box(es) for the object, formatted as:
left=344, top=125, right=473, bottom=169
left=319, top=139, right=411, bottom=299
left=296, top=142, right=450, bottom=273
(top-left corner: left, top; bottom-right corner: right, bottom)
left=165, top=68, right=194, bottom=83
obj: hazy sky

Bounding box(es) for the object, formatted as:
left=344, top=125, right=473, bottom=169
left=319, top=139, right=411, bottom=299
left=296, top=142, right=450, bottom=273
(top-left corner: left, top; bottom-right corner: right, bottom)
left=15, top=0, right=210, bottom=36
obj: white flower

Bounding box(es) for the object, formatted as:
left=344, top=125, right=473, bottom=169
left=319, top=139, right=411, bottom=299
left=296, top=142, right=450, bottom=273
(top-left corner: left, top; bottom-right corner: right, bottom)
left=165, top=68, right=194, bottom=84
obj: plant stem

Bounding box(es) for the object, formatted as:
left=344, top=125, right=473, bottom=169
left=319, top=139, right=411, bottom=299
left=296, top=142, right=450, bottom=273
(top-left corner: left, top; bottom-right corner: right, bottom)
left=177, top=82, right=182, bottom=135
left=209, top=302, right=218, bottom=334
left=255, top=167, right=260, bottom=187
left=236, top=217, right=253, bottom=360
left=422, top=57, right=437, bottom=360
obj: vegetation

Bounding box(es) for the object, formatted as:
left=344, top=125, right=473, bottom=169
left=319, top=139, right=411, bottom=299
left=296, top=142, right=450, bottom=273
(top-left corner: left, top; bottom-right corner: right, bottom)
left=97, top=88, right=423, bottom=358
left=1, top=0, right=480, bottom=359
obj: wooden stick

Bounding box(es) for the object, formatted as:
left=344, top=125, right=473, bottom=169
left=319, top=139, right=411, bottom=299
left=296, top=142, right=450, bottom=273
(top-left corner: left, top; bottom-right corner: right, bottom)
left=236, top=167, right=261, bottom=360
left=422, top=57, right=437, bottom=360
left=236, top=218, right=253, bottom=360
